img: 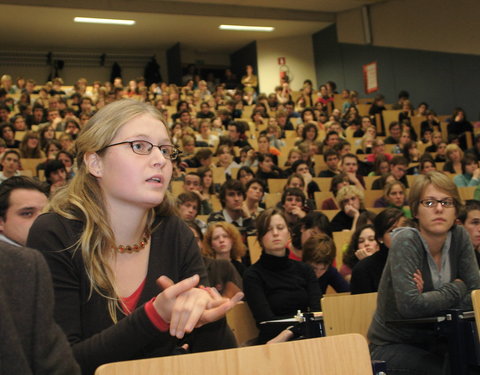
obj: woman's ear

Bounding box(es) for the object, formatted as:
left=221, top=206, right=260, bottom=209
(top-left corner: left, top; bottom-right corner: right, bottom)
left=84, top=152, right=103, bottom=178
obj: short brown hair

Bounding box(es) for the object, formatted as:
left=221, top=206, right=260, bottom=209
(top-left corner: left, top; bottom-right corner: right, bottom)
left=408, top=171, right=463, bottom=217
left=302, top=233, right=336, bottom=265
left=203, top=222, right=246, bottom=260
left=256, top=208, right=289, bottom=249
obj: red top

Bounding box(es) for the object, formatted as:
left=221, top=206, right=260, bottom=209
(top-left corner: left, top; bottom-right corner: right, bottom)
left=121, top=278, right=146, bottom=314
left=121, top=278, right=169, bottom=332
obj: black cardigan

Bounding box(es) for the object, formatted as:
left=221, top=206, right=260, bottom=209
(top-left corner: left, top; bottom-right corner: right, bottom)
left=27, top=213, right=235, bottom=375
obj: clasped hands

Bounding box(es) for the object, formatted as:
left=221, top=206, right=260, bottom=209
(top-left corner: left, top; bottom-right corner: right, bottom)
left=153, top=274, right=244, bottom=339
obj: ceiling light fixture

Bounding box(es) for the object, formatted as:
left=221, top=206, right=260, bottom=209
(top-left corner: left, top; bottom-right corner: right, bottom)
left=74, top=17, right=135, bottom=26
left=219, top=25, right=274, bottom=32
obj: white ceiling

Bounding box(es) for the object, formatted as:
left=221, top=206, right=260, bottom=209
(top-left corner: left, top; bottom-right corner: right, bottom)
left=0, top=0, right=385, bottom=53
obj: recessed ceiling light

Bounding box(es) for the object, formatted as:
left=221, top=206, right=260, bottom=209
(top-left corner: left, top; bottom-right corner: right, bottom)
left=74, top=17, right=135, bottom=26
left=219, top=25, right=274, bottom=32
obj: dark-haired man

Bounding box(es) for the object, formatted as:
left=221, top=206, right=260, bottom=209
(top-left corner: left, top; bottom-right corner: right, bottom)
left=458, top=200, right=480, bottom=267
left=207, top=179, right=256, bottom=239
left=0, top=176, right=48, bottom=246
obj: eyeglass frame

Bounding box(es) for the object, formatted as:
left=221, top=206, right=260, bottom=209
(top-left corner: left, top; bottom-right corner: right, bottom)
left=419, top=198, right=455, bottom=208
left=99, top=140, right=182, bottom=160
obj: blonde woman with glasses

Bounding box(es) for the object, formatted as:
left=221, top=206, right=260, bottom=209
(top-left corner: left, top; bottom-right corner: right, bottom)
left=368, top=171, right=480, bottom=375
left=27, top=99, right=242, bottom=375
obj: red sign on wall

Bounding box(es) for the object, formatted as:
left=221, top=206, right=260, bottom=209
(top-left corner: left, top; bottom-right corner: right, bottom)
left=278, top=57, right=286, bottom=65
left=363, top=61, right=378, bottom=94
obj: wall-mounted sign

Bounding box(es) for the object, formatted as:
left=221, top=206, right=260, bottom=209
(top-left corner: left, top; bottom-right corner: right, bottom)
left=363, top=61, right=378, bottom=94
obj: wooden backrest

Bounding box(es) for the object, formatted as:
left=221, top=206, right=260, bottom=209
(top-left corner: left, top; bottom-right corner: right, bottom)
left=458, top=186, right=476, bottom=201
left=332, top=230, right=352, bottom=269
left=322, top=292, right=378, bottom=339
left=382, top=110, right=402, bottom=136
left=95, top=334, right=373, bottom=375
left=356, top=104, right=370, bottom=117
left=20, top=158, right=43, bottom=177
left=264, top=192, right=281, bottom=208
left=247, top=236, right=262, bottom=264
left=472, top=290, right=480, bottom=342
left=322, top=209, right=339, bottom=222
left=363, top=189, right=383, bottom=208
left=267, top=178, right=287, bottom=194
left=313, top=177, right=332, bottom=192
left=314, top=191, right=334, bottom=209
left=226, top=301, right=259, bottom=346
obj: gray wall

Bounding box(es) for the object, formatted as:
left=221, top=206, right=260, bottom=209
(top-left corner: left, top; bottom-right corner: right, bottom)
left=313, top=25, right=480, bottom=119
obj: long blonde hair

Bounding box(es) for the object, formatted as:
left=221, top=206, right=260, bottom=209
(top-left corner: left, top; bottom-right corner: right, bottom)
left=48, top=99, right=175, bottom=321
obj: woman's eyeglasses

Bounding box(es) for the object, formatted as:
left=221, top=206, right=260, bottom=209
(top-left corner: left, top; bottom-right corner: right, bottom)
left=101, top=140, right=181, bottom=160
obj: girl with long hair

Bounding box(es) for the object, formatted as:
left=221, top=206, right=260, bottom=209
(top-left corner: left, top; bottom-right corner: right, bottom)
left=27, top=99, right=242, bottom=375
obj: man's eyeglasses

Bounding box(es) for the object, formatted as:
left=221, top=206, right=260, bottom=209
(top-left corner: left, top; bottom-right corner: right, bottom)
left=420, top=198, right=455, bottom=208
left=100, top=140, right=181, bottom=160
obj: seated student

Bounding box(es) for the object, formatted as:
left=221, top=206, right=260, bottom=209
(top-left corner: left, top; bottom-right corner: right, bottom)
left=458, top=199, right=480, bottom=267
left=466, top=134, right=480, bottom=162
left=195, top=119, right=219, bottom=147
left=340, top=153, right=366, bottom=190
left=425, top=131, right=443, bottom=153
left=0, top=123, right=21, bottom=148
left=0, top=149, right=21, bottom=182
left=284, top=173, right=316, bottom=210
left=27, top=100, right=242, bottom=375
left=236, top=166, right=255, bottom=187
left=372, top=155, right=409, bottom=190
left=330, top=185, right=366, bottom=232
left=350, top=208, right=407, bottom=294
left=302, top=233, right=350, bottom=294
left=453, top=154, right=480, bottom=187
left=291, top=159, right=320, bottom=200
left=243, top=208, right=321, bottom=344
left=176, top=192, right=207, bottom=233
left=182, top=172, right=212, bottom=215
left=368, top=171, right=480, bottom=375
left=187, top=222, right=242, bottom=299
left=289, top=211, right=332, bottom=261
left=0, top=241, right=81, bottom=374
left=443, top=143, right=463, bottom=175
left=340, top=224, right=380, bottom=282
left=184, top=148, right=213, bottom=168
left=374, top=181, right=412, bottom=218
left=215, top=143, right=240, bottom=179
left=366, top=139, right=393, bottom=163
left=282, top=148, right=303, bottom=175
left=19, top=131, right=45, bottom=159
left=320, top=173, right=350, bottom=210
left=227, top=121, right=251, bottom=148
left=196, top=102, right=215, bottom=120
left=257, top=134, right=280, bottom=165
left=280, top=187, right=308, bottom=230
left=44, top=159, right=68, bottom=194
left=318, top=149, right=340, bottom=177
left=418, top=154, right=437, bottom=175
left=243, top=178, right=265, bottom=220
left=203, top=221, right=247, bottom=279
left=180, top=135, right=196, bottom=159
left=384, top=121, right=403, bottom=145
left=368, top=154, right=390, bottom=177
left=255, top=153, right=285, bottom=183
left=207, top=179, right=256, bottom=240
left=0, top=176, right=48, bottom=246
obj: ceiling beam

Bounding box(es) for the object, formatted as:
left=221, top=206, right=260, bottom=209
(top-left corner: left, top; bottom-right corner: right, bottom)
left=0, top=0, right=335, bottom=22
